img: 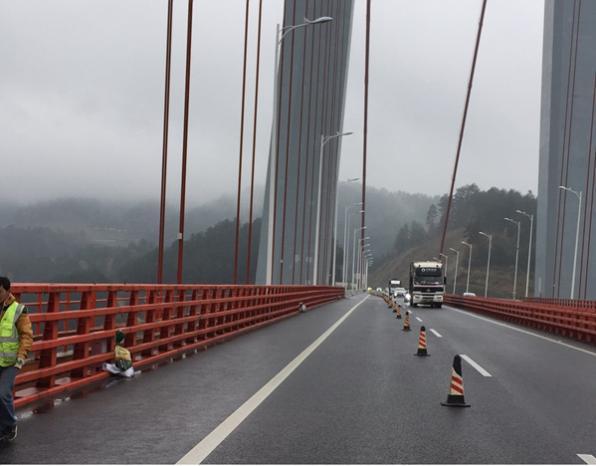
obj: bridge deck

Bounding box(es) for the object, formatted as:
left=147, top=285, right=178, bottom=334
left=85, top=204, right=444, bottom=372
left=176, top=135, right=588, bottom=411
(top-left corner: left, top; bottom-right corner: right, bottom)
left=1, top=295, right=595, bottom=464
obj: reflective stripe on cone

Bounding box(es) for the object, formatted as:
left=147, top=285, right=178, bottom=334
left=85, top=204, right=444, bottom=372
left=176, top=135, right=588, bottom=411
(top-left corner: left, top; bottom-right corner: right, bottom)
left=441, top=355, right=470, bottom=407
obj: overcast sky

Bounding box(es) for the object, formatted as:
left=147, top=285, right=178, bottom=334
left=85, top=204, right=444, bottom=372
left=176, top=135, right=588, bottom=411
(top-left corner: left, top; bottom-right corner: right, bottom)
left=0, top=0, right=544, bottom=206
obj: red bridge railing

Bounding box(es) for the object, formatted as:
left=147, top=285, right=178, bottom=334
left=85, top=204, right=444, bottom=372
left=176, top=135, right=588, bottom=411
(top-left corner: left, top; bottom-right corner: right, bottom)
left=524, top=297, right=596, bottom=310
left=11, top=284, right=344, bottom=409
left=444, top=294, right=596, bottom=345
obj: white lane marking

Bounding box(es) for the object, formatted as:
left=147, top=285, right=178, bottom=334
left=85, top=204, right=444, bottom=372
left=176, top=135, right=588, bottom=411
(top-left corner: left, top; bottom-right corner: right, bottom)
left=177, top=295, right=369, bottom=464
left=444, top=305, right=596, bottom=359
left=415, top=317, right=423, bottom=322
left=460, top=354, right=492, bottom=377
left=578, top=454, right=596, bottom=464
left=429, top=329, right=442, bottom=338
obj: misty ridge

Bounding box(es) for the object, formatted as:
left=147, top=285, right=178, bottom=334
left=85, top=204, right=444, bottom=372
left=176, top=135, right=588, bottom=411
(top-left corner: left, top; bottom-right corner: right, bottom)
left=0, top=182, right=439, bottom=283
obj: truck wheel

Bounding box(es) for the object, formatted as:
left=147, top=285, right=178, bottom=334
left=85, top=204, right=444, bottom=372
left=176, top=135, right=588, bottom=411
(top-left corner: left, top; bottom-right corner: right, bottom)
left=411, top=303, right=417, bottom=308
left=436, top=304, right=442, bottom=309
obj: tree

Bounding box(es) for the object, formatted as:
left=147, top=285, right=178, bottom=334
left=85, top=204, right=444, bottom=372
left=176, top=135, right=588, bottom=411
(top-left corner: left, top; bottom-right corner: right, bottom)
left=409, top=221, right=428, bottom=248
left=394, top=224, right=410, bottom=252
left=426, top=204, right=438, bottom=232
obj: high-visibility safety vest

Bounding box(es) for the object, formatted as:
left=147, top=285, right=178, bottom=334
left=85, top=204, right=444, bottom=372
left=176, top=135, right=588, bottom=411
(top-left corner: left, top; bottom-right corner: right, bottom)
left=0, top=302, right=25, bottom=367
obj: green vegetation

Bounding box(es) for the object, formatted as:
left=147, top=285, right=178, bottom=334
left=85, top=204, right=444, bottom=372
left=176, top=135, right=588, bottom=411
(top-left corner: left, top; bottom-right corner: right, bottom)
left=0, top=184, right=535, bottom=293
left=369, top=184, right=537, bottom=298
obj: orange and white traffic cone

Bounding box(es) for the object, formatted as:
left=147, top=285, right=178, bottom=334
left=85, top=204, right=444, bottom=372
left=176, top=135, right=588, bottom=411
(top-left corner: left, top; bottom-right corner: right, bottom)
left=415, top=326, right=429, bottom=356
left=402, top=310, right=411, bottom=331
left=441, top=355, right=470, bottom=407
left=395, top=304, right=402, bottom=319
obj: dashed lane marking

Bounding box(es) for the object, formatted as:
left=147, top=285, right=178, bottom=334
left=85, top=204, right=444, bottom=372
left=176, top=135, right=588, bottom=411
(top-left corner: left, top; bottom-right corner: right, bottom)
left=445, top=306, right=596, bottom=359
left=177, top=295, right=370, bottom=464
left=460, top=354, right=492, bottom=377
left=415, top=317, right=423, bottom=322
left=429, top=329, right=442, bottom=338
left=578, top=454, right=596, bottom=464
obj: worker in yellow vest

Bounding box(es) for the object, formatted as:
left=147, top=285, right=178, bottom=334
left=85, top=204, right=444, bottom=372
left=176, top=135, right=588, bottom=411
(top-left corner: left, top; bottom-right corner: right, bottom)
left=103, top=330, right=134, bottom=378
left=0, top=276, right=33, bottom=443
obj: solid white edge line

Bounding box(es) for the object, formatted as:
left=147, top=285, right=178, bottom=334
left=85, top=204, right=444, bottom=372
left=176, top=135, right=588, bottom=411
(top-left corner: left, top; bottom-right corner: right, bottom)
left=444, top=305, right=596, bottom=359
left=415, top=317, right=423, bottom=322
left=460, top=354, right=492, bottom=377
left=176, top=295, right=370, bottom=465
left=578, top=454, right=596, bottom=464
left=429, top=328, right=442, bottom=338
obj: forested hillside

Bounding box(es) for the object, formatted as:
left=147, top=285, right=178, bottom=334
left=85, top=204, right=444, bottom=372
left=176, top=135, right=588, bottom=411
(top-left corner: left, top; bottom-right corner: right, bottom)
left=369, top=184, right=537, bottom=298
left=0, top=184, right=532, bottom=291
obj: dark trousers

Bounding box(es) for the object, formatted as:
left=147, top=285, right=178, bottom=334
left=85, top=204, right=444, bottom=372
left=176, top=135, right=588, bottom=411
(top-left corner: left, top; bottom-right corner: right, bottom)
left=0, top=366, right=18, bottom=432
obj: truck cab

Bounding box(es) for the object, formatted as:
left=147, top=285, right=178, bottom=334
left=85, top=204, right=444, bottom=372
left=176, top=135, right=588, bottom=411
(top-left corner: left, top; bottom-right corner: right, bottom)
left=409, top=261, right=445, bottom=308
left=388, top=279, right=401, bottom=297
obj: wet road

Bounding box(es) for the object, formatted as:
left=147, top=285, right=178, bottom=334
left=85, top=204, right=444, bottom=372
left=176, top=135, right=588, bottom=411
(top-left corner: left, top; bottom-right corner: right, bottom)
left=1, top=294, right=595, bottom=464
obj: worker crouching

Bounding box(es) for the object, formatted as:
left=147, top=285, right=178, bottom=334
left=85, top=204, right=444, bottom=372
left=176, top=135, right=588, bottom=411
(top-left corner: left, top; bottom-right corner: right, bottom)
left=103, top=330, right=134, bottom=378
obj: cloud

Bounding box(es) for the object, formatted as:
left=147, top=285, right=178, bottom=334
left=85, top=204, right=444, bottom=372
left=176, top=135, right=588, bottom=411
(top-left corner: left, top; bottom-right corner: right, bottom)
left=0, top=0, right=542, bottom=205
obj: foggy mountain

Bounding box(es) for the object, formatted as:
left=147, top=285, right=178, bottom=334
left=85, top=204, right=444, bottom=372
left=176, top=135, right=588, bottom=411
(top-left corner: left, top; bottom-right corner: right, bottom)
left=336, top=182, right=438, bottom=257
left=0, top=183, right=435, bottom=283
left=0, top=186, right=265, bottom=247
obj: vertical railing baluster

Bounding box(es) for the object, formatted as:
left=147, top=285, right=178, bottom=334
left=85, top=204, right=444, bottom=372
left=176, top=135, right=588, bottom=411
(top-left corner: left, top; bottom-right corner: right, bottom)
left=71, top=290, right=96, bottom=379
left=37, top=290, right=60, bottom=390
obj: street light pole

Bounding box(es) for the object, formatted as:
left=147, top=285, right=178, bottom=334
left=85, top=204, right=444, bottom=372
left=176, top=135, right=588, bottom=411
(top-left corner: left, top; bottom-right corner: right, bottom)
left=358, top=238, right=370, bottom=290
left=351, top=226, right=366, bottom=290
left=478, top=231, right=492, bottom=298
left=558, top=186, right=583, bottom=299
left=461, top=241, right=472, bottom=294
left=335, top=183, right=360, bottom=287
left=439, top=253, right=448, bottom=281
left=505, top=217, right=521, bottom=299
left=516, top=210, right=534, bottom=298
left=449, top=248, right=460, bottom=294
left=342, top=204, right=363, bottom=288
left=313, top=132, right=353, bottom=285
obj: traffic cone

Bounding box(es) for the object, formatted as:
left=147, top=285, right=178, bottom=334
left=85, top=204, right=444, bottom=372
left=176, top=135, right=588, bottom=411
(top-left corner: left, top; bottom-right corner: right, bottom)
left=441, top=355, right=470, bottom=407
left=395, top=304, right=402, bottom=319
left=402, top=310, right=411, bottom=331
left=415, top=326, right=429, bottom=356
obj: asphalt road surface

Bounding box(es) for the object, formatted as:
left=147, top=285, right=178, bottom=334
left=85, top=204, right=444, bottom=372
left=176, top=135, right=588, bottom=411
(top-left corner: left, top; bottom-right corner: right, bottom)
left=1, top=294, right=595, bottom=464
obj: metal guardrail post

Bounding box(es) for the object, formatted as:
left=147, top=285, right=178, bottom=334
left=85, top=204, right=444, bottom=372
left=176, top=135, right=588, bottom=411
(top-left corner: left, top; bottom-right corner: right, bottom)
left=38, top=290, right=59, bottom=390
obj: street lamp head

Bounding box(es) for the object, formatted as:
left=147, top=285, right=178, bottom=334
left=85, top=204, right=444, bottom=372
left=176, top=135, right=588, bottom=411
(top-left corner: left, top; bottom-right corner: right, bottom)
left=461, top=241, right=471, bottom=248
left=449, top=248, right=459, bottom=253
left=305, top=16, right=334, bottom=25
left=558, top=185, right=582, bottom=199
left=515, top=210, right=533, bottom=220
left=347, top=177, right=360, bottom=182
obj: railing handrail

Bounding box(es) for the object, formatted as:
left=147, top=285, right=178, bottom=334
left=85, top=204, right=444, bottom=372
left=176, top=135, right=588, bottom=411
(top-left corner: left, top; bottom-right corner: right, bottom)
left=10, top=283, right=344, bottom=409
left=444, top=294, right=596, bottom=346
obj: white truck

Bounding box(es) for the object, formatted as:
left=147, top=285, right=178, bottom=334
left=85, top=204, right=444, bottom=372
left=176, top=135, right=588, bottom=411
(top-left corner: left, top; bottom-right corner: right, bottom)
left=388, top=279, right=401, bottom=297
left=408, top=261, right=445, bottom=308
